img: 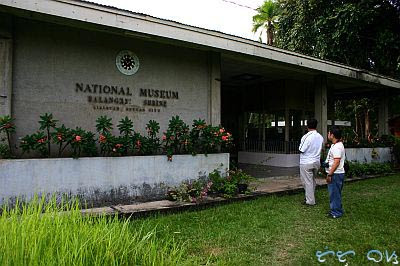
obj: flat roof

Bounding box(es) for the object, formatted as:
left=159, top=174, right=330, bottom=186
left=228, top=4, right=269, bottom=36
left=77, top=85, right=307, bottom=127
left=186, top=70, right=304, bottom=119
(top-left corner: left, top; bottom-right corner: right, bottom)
left=1, top=0, right=400, bottom=89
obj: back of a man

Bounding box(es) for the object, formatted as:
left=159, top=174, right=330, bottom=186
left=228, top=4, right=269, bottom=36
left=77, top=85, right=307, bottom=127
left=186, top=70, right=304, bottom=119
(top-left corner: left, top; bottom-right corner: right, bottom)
left=299, top=119, right=324, bottom=206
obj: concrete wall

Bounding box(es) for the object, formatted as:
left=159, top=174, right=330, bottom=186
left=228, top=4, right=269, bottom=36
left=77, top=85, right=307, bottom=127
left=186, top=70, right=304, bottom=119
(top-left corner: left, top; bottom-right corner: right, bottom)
left=11, top=18, right=212, bottom=149
left=346, top=148, right=392, bottom=163
left=0, top=153, right=229, bottom=206
left=238, top=151, right=300, bottom=167
left=238, top=148, right=392, bottom=168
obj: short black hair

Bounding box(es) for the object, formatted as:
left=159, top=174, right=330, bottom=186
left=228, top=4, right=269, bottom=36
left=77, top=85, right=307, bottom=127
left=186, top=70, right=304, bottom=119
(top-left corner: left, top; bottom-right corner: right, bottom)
left=307, top=118, right=318, bottom=130
left=329, top=126, right=342, bottom=140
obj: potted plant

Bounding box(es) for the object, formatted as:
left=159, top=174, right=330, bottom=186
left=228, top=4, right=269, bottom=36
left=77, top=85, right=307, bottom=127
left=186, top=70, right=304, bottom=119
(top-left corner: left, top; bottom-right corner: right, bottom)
left=230, top=169, right=254, bottom=194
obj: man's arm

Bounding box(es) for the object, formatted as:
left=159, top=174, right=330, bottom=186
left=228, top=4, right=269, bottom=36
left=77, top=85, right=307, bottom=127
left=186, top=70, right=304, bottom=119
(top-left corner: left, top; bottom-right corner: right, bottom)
left=326, top=158, right=340, bottom=184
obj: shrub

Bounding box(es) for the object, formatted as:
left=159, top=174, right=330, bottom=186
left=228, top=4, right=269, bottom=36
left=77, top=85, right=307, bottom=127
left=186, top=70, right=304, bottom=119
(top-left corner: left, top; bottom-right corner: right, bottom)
left=16, top=114, right=233, bottom=159
left=162, top=116, right=190, bottom=161
left=393, top=137, right=400, bottom=165
left=166, top=177, right=212, bottom=203
left=52, top=124, right=73, bottom=157
left=346, top=162, right=393, bottom=178
left=38, top=113, right=58, bottom=156
left=208, top=168, right=255, bottom=198
left=70, top=127, right=97, bottom=158
left=0, top=115, right=15, bottom=158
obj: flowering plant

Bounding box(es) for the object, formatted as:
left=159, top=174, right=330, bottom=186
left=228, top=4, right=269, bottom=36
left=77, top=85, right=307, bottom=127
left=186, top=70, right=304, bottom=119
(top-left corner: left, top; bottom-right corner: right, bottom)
left=166, top=177, right=213, bottom=203
left=0, top=115, right=15, bottom=158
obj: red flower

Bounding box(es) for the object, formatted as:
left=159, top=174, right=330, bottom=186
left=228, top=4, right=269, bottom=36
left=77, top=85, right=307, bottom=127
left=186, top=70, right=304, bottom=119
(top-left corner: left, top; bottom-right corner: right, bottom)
left=57, top=134, right=63, bottom=141
left=75, top=135, right=82, bottom=142
left=219, top=128, right=225, bottom=133
left=37, top=138, right=46, bottom=144
left=170, top=136, right=175, bottom=141
left=99, top=134, right=106, bottom=143
left=115, top=143, right=123, bottom=148
left=162, top=135, right=167, bottom=141
left=136, top=140, right=141, bottom=147
left=222, top=135, right=228, bottom=141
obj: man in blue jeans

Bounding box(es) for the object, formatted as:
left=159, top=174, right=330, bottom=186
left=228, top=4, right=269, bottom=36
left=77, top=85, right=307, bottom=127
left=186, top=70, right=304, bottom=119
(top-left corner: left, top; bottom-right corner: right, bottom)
left=324, top=126, right=346, bottom=219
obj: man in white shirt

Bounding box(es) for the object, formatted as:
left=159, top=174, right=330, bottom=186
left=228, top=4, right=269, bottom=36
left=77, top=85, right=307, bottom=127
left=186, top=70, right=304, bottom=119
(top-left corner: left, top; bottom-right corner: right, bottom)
left=325, top=126, right=346, bottom=218
left=299, top=119, right=324, bottom=206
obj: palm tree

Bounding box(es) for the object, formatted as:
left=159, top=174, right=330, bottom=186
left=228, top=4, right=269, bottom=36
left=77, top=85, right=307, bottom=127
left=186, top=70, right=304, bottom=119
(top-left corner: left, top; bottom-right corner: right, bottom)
left=252, top=0, right=280, bottom=45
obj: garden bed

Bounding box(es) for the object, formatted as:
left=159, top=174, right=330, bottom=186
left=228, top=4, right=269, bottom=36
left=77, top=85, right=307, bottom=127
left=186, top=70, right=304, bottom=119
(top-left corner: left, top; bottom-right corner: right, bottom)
left=0, top=153, right=229, bottom=207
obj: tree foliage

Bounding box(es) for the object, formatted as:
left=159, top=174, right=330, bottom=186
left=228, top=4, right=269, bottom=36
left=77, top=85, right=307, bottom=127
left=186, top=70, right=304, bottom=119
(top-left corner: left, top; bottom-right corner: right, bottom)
left=271, top=0, right=400, bottom=78
left=252, top=0, right=280, bottom=45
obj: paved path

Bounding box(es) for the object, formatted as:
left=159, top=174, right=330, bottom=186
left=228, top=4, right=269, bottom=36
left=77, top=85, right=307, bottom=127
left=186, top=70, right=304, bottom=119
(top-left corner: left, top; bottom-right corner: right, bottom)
left=82, top=174, right=372, bottom=217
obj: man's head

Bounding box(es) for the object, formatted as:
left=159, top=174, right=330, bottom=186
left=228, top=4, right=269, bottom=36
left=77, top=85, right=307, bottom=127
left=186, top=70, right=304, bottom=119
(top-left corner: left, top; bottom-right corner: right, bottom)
left=307, top=118, right=318, bottom=130
left=328, top=126, right=342, bottom=141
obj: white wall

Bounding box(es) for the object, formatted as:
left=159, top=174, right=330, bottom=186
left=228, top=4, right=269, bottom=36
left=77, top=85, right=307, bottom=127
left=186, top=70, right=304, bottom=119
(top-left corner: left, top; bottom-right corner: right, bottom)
left=238, top=151, right=300, bottom=167
left=0, top=153, right=229, bottom=206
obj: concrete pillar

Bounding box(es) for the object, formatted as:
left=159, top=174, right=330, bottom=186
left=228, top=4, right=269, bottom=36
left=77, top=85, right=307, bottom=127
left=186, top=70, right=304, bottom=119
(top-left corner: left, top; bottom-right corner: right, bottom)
left=0, top=15, right=13, bottom=117
left=209, top=52, right=221, bottom=126
left=314, top=75, right=328, bottom=141
left=378, top=89, right=389, bottom=136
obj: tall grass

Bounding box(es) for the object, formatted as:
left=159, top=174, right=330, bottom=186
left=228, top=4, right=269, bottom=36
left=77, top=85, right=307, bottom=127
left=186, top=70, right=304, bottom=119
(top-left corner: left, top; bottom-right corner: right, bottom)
left=0, top=197, right=185, bottom=266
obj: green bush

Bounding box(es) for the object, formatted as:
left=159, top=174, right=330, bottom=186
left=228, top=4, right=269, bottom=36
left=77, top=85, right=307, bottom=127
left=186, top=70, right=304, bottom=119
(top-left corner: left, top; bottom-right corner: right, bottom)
left=0, top=115, right=15, bottom=158
left=2, top=113, right=234, bottom=159
left=346, top=162, right=393, bottom=178
left=393, top=137, right=400, bottom=165
left=208, top=169, right=255, bottom=198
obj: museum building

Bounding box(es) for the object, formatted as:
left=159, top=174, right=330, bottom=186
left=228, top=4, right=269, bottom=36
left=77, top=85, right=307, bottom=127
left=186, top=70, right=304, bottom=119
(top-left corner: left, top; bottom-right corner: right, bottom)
left=1, top=0, right=400, bottom=166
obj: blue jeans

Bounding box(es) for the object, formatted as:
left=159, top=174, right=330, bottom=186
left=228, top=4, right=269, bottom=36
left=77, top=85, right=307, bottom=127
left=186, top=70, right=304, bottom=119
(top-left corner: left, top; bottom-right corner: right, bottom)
left=328, top=173, right=345, bottom=217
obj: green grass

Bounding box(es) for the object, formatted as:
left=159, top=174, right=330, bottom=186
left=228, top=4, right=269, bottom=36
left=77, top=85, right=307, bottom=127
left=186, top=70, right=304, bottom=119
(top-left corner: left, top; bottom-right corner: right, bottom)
left=0, top=197, right=184, bottom=265
left=131, top=174, right=400, bottom=265
left=2, top=175, right=399, bottom=265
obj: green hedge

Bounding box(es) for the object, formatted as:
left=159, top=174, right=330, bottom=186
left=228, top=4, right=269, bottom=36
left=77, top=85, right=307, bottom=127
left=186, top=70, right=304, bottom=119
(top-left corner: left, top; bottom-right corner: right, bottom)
left=346, top=162, right=393, bottom=178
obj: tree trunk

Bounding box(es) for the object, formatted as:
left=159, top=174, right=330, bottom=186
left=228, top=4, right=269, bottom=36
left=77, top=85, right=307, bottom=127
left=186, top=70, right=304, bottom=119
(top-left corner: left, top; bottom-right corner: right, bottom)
left=267, top=22, right=274, bottom=45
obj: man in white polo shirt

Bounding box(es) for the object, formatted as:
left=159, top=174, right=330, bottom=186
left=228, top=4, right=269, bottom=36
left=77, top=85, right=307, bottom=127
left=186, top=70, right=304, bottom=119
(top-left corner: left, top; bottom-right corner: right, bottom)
left=299, top=118, right=324, bottom=206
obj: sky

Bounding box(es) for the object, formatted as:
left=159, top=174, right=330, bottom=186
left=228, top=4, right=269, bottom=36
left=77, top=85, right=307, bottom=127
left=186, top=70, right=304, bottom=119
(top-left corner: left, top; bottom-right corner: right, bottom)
left=88, top=0, right=265, bottom=41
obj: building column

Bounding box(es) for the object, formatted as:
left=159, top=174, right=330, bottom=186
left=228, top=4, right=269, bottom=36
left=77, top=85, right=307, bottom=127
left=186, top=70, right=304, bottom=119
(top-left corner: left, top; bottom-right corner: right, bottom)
left=378, top=89, right=389, bottom=136
left=0, top=15, right=13, bottom=117
left=314, top=75, right=328, bottom=141
left=209, top=52, right=221, bottom=126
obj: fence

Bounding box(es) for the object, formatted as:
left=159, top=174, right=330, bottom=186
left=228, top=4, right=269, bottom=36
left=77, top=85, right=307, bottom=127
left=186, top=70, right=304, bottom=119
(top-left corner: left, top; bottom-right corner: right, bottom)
left=238, top=139, right=300, bottom=154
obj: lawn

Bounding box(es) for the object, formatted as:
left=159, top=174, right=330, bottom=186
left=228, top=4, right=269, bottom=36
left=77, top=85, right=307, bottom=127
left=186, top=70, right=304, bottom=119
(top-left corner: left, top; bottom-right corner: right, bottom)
left=131, top=174, right=400, bottom=265
left=1, top=175, right=399, bottom=265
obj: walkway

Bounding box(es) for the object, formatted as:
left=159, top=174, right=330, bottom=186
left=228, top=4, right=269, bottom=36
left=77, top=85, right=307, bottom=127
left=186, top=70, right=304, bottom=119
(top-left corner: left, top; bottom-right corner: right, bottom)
left=82, top=173, right=371, bottom=217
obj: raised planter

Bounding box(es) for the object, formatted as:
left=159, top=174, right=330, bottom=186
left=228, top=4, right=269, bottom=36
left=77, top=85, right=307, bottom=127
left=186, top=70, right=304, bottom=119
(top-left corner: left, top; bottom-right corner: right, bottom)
left=346, top=147, right=392, bottom=163
left=0, top=153, right=229, bottom=206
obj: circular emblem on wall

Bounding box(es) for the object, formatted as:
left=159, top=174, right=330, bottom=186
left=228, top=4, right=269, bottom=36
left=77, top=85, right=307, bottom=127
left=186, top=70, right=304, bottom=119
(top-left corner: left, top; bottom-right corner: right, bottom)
left=115, top=50, right=140, bottom=75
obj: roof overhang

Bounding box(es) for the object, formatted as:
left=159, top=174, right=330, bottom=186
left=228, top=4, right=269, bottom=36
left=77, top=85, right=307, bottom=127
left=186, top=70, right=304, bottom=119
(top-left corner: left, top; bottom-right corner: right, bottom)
left=1, top=0, right=400, bottom=89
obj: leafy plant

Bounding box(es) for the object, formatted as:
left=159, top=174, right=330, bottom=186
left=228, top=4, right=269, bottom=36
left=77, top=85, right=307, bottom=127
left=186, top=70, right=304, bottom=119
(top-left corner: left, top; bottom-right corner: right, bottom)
left=0, top=115, right=15, bottom=157
left=51, top=124, right=73, bottom=157
left=346, top=162, right=393, bottom=178
left=163, top=116, right=190, bottom=161
left=20, top=132, right=48, bottom=157
left=38, top=113, right=58, bottom=157
left=96, top=116, right=115, bottom=156
left=208, top=169, right=255, bottom=198
left=142, top=120, right=161, bottom=155
left=166, top=177, right=212, bottom=203
left=393, top=137, right=400, bottom=166
left=70, top=127, right=97, bottom=158
left=117, top=116, right=134, bottom=156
